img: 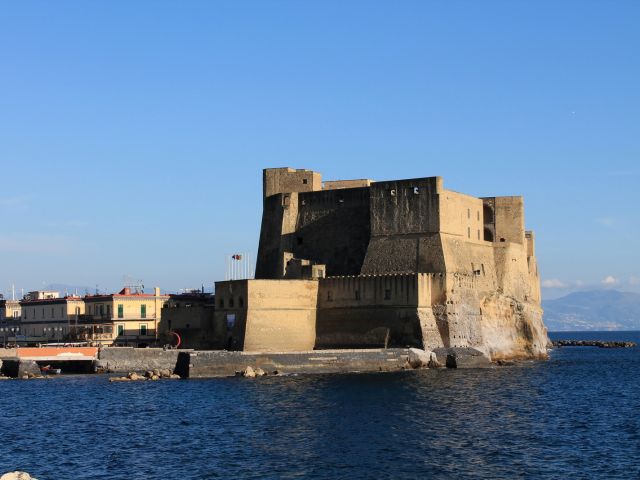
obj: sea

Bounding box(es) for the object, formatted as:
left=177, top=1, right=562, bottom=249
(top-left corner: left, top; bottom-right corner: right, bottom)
left=1, top=331, right=638, bottom=480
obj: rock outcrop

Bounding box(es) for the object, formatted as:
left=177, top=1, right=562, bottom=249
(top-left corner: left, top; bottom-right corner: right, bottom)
left=1, top=472, right=37, bottom=480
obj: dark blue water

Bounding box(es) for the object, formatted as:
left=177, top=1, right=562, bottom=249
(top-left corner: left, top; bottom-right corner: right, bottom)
left=1, top=331, right=639, bottom=480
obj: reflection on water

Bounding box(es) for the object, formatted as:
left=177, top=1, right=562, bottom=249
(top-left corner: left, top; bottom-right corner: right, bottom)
left=1, top=332, right=639, bottom=479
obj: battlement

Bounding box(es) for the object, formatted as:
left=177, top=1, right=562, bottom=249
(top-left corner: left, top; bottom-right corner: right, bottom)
left=263, top=167, right=323, bottom=199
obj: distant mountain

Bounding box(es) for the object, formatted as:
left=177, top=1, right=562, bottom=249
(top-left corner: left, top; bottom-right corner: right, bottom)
left=542, top=290, right=640, bottom=331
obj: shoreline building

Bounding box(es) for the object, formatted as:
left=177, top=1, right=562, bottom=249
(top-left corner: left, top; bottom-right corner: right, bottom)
left=18, top=293, right=85, bottom=344
left=0, top=295, right=22, bottom=345
left=12, top=288, right=169, bottom=347
left=213, top=167, right=547, bottom=360
left=80, top=287, right=169, bottom=346
left=158, top=291, right=216, bottom=349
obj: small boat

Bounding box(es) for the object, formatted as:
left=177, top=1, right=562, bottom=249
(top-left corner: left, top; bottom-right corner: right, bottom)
left=40, top=365, right=62, bottom=375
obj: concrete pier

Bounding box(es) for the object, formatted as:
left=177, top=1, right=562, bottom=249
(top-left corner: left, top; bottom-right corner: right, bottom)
left=174, top=349, right=411, bottom=378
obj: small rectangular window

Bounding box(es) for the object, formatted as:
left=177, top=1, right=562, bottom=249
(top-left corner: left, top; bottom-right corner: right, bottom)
left=140, top=324, right=147, bottom=336
left=117, top=304, right=124, bottom=319
left=117, top=324, right=124, bottom=336
left=302, top=178, right=308, bottom=184
left=141, top=304, right=147, bottom=319
left=355, top=290, right=361, bottom=300
left=467, top=227, right=471, bottom=238
left=384, top=289, right=391, bottom=300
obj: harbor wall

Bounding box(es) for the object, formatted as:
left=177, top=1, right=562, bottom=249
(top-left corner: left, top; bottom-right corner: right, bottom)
left=96, top=347, right=184, bottom=373
left=175, top=349, right=411, bottom=378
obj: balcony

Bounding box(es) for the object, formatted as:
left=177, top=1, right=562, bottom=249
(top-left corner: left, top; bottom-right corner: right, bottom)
left=70, top=314, right=158, bottom=324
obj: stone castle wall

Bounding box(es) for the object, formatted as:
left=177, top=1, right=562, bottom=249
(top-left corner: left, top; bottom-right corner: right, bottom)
left=247, top=167, right=548, bottom=360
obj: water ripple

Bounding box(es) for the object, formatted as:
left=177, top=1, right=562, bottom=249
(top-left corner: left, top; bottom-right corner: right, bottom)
left=1, top=331, right=639, bottom=479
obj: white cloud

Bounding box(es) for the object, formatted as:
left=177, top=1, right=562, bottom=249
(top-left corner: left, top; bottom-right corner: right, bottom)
left=0, top=195, right=30, bottom=209
left=541, top=279, right=568, bottom=288
left=595, top=217, right=615, bottom=227
left=601, top=275, right=618, bottom=286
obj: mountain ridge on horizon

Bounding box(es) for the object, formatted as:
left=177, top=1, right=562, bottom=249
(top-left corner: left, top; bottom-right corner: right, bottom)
left=542, top=289, right=640, bottom=332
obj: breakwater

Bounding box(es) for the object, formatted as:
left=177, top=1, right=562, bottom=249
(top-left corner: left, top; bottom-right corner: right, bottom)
left=174, top=349, right=411, bottom=378
left=552, top=340, right=636, bottom=348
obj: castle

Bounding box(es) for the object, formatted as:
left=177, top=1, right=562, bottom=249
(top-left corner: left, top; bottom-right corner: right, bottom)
left=213, top=167, right=548, bottom=360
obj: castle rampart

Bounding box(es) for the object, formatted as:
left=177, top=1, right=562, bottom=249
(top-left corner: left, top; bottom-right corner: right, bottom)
left=243, top=167, right=547, bottom=360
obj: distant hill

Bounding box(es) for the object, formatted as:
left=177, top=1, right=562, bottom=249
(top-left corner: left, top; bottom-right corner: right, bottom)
left=542, top=290, right=640, bottom=331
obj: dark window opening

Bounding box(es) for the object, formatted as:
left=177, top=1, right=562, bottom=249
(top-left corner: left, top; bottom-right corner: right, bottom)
left=500, top=238, right=506, bottom=242
left=302, top=178, right=308, bottom=184
left=297, top=236, right=303, bottom=245
left=483, top=204, right=494, bottom=223
left=327, top=291, right=333, bottom=301
left=219, top=299, right=225, bottom=308
left=229, top=298, right=234, bottom=308
left=484, top=228, right=494, bottom=242
left=239, top=297, right=244, bottom=307
left=384, top=289, right=391, bottom=300
left=355, top=290, right=360, bottom=300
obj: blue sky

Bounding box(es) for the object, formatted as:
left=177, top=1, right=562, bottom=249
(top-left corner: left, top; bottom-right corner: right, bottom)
left=0, top=1, right=638, bottom=299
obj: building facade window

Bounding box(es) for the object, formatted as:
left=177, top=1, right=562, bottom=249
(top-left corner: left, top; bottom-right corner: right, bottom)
left=117, top=324, right=124, bottom=336
left=118, top=304, right=124, bottom=319
left=141, top=304, right=147, bottom=319
left=384, top=289, right=391, bottom=300
left=140, top=324, right=147, bottom=336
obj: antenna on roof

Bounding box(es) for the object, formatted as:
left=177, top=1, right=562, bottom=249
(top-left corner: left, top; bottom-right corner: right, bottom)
left=123, top=275, right=144, bottom=294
